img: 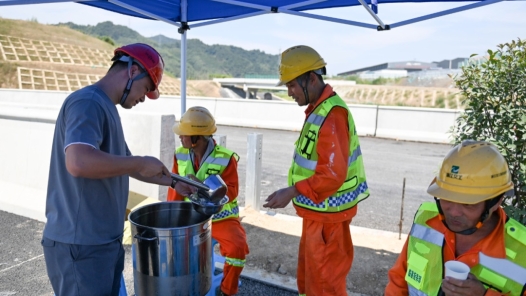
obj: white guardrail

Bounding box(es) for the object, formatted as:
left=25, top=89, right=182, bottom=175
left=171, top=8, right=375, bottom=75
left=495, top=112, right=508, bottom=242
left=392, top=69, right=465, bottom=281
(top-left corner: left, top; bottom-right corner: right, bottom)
left=0, top=89, right=460, bottom=221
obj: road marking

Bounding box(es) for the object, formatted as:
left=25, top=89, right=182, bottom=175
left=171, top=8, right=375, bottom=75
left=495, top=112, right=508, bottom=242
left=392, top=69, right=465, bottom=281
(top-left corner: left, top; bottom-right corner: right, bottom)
left=0, top=254, right=43, bottom=273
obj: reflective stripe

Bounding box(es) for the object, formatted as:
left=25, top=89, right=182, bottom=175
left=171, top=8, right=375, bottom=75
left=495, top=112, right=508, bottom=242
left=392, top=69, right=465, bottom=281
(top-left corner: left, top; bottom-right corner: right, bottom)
left=328, top=182, right=368, bottom=206
left=203, top=156, right=230, bottom=166
left=306, top=113, right=324, bottom=126
left=296, top=181, right=368, bottom=209
left=479, top=252, right=526, bottom=285
left=212, top=205, right=239, bottom=221
left=176, top=153, right=190, bottom=161
left=225, top=256, right=245, bottom=267
left=295, top=145, right=363, bottom=170
left=293, top=151, right=317, bottom=170
left=410, top=223, right=444, bottom=247
left=348, top=146, right=362, bottom=166
left=408, top=286, right=428, bottom=296
left=295, top=194, right=324, bottom=208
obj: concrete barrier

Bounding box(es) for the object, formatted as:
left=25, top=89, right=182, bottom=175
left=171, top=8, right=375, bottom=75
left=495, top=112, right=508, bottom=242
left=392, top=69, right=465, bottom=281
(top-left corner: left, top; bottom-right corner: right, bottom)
left=0, top=109, right=56, bottom=221
left=0, top=102, right=174, bottom=222
left=0, top=89, right=463, bottom=220
left=375, top=106, right=460, bottom=143
left=349, top=105, right=378, bottom=137
left=121, top=111, right=175, bottom=202
left=0, top=88, right=68, bottom=107
left=0, top=89, right=459, bottom=141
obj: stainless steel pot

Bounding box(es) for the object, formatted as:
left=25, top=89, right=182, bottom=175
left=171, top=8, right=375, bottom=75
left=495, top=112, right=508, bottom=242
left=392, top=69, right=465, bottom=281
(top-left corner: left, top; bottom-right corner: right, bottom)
left=129, top=201, right=212, bottom=296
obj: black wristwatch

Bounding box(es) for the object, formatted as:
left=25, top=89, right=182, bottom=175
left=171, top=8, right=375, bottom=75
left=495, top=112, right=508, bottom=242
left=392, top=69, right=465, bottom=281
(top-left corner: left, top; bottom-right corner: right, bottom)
left=170, top=178, right=178, bottom=189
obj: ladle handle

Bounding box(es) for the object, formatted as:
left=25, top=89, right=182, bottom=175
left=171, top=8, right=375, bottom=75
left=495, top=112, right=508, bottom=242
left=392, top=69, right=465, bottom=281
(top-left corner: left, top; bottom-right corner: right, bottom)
left=170, top=173, right=210, bottom=191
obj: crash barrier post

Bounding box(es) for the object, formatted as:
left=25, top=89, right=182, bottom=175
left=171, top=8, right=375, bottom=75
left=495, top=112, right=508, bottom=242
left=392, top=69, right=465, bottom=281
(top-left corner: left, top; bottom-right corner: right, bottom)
left=245, top=133, right=263, bottom=210
left=213, top=134, right=227, bottom=147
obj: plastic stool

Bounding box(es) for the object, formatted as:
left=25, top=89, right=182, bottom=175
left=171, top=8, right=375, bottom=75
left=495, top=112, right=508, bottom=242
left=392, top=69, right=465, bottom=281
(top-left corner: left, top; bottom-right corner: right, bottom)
left=119, top=274, right=127, bottom=296
left=205, top=239, right=241, bottom=296
left=53, top=274, right=127, bottom=296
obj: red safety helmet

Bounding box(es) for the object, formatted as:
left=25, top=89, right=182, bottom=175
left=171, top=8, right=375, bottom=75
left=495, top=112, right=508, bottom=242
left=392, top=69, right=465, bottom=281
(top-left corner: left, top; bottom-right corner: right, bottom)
left=114, top=43, right=164, bottom=99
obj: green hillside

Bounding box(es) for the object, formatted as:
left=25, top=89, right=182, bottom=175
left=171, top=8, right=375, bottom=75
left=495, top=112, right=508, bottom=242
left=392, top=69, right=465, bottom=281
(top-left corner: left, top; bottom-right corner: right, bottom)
left=57, top=21, right=279, bottom=79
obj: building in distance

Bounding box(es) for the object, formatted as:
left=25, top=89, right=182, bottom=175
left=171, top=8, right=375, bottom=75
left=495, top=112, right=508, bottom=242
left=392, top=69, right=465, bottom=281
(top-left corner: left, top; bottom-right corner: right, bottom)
left=337, top=59, right=468, bottom=81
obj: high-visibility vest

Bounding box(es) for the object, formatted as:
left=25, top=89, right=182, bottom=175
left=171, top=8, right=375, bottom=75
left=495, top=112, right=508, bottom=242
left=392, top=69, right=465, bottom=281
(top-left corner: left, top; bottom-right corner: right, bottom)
left=405, top=202, right=526, bottom=295
left=288, top=94, right=369, bottom=212
left=176, top=145, right=240, bottom=222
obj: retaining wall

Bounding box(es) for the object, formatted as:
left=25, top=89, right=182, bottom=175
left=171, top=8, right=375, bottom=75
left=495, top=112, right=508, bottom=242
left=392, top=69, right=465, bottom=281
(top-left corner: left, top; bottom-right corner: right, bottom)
left=0, top=99, right=174, bottom=221
left=0, top=89, right=460, bottom=221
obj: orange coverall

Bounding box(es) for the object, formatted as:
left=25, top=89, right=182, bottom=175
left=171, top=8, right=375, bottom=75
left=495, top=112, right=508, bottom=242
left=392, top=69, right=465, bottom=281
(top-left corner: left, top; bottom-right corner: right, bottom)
left=385, top=207, right=526, bottom=296
left=167, top=149, right=249, bottom=296
left=293, top=84, right=357, bottom=296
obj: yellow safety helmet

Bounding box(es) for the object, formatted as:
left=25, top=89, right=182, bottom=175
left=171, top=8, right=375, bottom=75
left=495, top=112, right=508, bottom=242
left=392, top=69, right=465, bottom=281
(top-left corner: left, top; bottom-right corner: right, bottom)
left=172, top=106, right=217, bottom=136
left=427, top=140, right=514, bottom=204
left=277, top=45, right=326, bottom=86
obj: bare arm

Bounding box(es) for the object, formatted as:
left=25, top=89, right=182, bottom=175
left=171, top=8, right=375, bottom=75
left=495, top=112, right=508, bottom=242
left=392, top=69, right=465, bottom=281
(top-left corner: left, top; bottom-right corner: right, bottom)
left=65, top=144, right=170, bottom=180
left=130, top=172, right=172, bottom=186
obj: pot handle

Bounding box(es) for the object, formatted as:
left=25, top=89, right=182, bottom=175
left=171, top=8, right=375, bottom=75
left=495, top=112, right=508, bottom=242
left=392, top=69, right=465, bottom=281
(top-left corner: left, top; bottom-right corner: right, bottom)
left=134, top=233, right=159, bottom=243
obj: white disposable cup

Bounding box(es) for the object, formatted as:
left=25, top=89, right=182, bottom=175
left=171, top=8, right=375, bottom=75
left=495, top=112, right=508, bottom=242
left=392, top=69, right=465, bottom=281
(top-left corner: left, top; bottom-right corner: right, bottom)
left=444, top=260, right=470, bottom=280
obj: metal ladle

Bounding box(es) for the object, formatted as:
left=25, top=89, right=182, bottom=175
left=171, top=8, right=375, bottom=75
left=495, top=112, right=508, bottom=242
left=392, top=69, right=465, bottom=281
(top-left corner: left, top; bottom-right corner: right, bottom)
left=170, top=173, right=227, bottom=204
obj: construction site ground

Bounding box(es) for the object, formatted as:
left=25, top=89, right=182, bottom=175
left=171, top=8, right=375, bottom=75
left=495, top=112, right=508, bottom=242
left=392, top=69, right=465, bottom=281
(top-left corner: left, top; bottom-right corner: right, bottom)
left=1, top=131, right=452, bottom=296
left=0, top=206, right=405, bottom=296
left=0, top=18, right=453, bottom=295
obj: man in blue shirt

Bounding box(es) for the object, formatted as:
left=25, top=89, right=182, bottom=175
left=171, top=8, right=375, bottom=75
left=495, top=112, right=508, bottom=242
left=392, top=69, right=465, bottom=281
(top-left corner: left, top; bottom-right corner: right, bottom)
left=42, top=43, right=195, bottom=296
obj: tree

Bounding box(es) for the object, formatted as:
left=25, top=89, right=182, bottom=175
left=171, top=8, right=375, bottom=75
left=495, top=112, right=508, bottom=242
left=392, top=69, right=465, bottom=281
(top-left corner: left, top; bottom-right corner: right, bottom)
left=451, top=38, right=526, bottom=225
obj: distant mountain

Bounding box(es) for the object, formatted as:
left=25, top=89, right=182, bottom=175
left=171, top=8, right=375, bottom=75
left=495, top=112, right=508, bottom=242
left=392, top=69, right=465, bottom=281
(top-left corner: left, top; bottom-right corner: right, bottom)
left=57, top=21, right=279, bottom=79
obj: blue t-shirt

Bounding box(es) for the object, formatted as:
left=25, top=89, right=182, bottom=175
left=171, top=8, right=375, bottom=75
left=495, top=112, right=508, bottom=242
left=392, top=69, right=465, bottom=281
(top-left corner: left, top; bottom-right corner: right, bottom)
left=44, top=85, right=131, bottom=245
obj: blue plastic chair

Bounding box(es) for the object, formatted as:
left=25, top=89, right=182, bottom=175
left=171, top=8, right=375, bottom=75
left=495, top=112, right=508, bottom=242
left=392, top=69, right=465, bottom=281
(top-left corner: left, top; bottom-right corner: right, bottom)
left=205, top=239, right=241, bottom=296
left=118, top=275, right=127, bottom=296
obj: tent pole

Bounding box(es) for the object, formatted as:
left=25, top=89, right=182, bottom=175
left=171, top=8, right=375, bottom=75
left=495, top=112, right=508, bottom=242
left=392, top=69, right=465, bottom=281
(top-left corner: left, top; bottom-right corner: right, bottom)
left=357, top=0, right=386, bottom=29
left=180, top=0, right=188, bottom=115
left=181, top=32, right=187, bottom=114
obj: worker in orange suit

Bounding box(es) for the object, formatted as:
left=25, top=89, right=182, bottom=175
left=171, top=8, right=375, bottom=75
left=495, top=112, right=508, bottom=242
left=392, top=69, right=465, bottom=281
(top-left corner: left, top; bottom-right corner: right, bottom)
left=263, top=45, right=370, bottom=296
left=167, top=106, right=249, bottom=296
left=385, top=140, right=526, bottom=295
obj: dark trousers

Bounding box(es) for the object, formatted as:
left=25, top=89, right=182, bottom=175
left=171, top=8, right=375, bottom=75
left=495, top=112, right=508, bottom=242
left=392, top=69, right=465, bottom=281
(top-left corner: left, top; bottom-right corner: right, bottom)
left=41, top=236, right=125, bottom=296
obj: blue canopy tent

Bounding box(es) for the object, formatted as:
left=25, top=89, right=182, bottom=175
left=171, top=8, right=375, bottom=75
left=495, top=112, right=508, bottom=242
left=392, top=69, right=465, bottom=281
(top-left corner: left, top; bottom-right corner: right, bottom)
left=0, top=0, right=515, bottom=113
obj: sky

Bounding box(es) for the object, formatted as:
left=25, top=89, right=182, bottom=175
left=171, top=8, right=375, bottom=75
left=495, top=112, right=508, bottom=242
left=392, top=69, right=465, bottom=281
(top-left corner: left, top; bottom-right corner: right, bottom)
left=1, top=1, right=525, bottom=76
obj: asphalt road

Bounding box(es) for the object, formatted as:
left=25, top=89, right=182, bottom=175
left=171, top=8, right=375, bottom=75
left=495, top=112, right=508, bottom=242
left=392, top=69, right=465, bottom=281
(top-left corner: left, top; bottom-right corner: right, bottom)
left=0, top=126, right=452, bottom=295
left=0, top=209, right=298, bottom=296
left=211, top=125, right=451, bottom=234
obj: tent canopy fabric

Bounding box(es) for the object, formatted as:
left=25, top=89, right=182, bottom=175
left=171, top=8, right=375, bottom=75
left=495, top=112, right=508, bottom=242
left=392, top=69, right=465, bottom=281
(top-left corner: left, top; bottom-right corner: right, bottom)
left=0, top=0, right=509, bottom=31
left=81, top=0, right=480, bottom=23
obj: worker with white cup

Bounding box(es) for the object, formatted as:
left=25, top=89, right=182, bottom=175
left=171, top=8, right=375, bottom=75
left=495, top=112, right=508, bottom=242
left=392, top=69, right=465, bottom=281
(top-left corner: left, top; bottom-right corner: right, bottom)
left=385, top=140, right=526, bottom=295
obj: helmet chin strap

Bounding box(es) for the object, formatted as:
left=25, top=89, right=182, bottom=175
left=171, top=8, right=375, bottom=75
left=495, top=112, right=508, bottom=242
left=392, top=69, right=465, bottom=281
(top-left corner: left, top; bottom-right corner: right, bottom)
left=297, top=72, right=310, bottom=105
left=190, top=136, right=200, bottom=148
left=118, top=56, right=148, bottom=107
left=434, top=196, right=499, bottom=235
